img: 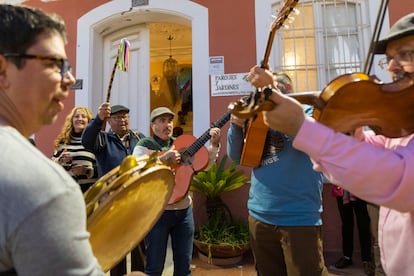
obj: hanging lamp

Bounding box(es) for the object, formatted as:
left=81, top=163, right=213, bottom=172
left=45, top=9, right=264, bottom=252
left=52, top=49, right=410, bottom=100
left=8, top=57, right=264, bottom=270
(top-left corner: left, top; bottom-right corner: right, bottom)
left=163, top=35, right=178, bottom=80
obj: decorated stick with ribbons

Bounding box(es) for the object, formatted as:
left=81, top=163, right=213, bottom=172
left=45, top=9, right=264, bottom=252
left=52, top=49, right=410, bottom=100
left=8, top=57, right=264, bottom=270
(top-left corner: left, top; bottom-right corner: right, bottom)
left=106, top=38, right=130, bottom=102
left=102, top=38, right=131, bottom=130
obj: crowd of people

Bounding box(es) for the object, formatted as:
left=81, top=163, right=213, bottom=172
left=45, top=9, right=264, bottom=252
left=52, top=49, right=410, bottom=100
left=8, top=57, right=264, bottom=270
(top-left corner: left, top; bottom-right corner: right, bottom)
left=2, top=2, right=414, bottom=276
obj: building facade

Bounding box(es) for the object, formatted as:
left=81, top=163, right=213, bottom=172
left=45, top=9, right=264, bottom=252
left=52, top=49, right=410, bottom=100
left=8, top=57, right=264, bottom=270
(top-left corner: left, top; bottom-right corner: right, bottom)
left=16, top=0, right=414, bottom=257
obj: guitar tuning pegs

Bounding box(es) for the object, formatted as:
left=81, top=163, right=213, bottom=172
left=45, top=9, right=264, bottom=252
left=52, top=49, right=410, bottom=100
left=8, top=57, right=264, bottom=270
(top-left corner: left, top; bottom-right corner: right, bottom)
left=292, top=8, right=300, bottom=15
left=281, top=24, right=290, bottom=30
left=287, top=18, right=295, bottom=24
left=286, top=14, right=296, bottom=24
left=263, top=86, right=273, bottom=99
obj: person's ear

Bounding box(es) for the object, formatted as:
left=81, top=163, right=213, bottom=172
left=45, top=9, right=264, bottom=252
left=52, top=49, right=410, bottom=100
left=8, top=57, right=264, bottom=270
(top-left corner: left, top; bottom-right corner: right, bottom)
left=0, top=55, right=9, bottom=88
left=0, top=55, right=6, bottom=71
left=150, top=121, right=156, bottom=130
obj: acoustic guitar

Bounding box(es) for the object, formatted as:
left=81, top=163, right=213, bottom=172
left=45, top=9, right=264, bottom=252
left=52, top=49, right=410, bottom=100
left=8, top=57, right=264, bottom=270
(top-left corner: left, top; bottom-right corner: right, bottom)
left=239, top=0, right=299, bottom=167
left=168, top=111, right=231, bottom=204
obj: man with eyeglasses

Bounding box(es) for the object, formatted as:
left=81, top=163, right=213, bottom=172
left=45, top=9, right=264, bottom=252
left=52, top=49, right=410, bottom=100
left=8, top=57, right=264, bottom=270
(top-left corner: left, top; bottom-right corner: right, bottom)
left=0, top=4, right=145, bottom=276
left=82, top=102, right=146, bottom=276
left=244, top=13, right=414, bottom=276
left=2, top=53, right=72, bottom=82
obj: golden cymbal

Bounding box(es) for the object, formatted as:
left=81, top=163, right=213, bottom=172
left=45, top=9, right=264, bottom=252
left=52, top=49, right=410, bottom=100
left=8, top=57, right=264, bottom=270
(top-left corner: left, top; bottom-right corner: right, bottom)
left=86, top=155, right=174, bottom=272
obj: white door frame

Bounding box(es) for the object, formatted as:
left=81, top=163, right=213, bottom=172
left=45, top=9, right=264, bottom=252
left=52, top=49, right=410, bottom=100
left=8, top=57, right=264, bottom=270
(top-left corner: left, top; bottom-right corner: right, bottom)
left=76, top=0, right=209, bottom=136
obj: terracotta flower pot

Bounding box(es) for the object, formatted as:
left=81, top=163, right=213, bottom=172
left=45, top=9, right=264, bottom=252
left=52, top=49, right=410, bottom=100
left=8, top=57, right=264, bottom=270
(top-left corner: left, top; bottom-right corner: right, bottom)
left=193, top=239, right=250, bottom=258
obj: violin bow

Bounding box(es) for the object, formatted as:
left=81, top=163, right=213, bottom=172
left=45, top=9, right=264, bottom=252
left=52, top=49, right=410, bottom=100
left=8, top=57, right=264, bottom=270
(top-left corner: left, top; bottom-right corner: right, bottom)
left=363, top=0, right=388, bottom=73
left=102, top=38, right=131, bottom=130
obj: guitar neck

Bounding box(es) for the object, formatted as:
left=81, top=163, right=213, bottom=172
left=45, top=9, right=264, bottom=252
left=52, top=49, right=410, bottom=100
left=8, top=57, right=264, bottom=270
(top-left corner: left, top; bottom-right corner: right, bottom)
left=289, top=91, right=325, bottom=110
left=185, top=111, right=231, bottom=156
left=262, top=0, right=299, bottom=68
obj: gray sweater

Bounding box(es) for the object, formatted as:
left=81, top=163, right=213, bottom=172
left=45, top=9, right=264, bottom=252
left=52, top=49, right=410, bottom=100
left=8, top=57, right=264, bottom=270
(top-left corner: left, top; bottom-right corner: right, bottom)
left=0, top=127, right=103, bottom=275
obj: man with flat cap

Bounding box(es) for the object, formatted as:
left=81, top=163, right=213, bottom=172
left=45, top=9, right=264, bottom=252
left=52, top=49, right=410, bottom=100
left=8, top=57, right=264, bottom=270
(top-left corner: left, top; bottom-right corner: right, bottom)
left=133, top=106, right=221, bottom=276
left=82, top=101, right=146, bottom=276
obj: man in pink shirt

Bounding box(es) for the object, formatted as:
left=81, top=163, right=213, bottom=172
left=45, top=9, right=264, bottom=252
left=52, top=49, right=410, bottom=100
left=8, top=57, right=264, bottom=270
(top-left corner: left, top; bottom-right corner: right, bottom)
left=245, top=13, right=414, bottom=276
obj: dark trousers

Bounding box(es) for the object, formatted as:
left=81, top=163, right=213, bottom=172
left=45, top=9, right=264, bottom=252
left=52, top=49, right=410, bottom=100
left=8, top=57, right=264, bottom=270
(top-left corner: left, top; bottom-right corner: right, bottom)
left=248, top=216, right=329, bottom=276
left=366, top=203, right=386, bottom=276
left=336, top=197, right=372, bottom=262
left=110, top=241, right=146, bottom=276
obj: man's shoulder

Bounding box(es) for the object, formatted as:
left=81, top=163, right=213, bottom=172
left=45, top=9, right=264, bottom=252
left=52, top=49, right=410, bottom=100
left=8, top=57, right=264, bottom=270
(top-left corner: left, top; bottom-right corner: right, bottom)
left=136, top=136, right=156, bottom=144
left=136, top=136, right=164, bottom=150
left=130, top=130, right=145, bottom=140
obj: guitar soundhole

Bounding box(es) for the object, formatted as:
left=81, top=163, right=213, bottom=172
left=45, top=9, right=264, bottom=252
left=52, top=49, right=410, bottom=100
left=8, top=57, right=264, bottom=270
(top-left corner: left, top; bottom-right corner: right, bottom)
left=180, top=151, right=193, bottom=166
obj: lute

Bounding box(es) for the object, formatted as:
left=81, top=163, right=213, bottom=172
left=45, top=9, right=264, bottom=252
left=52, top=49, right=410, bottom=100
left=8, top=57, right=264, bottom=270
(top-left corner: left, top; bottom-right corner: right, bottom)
left=168, top=111, right=231, bottom=204
left=237, top=0, right=299, bottom=167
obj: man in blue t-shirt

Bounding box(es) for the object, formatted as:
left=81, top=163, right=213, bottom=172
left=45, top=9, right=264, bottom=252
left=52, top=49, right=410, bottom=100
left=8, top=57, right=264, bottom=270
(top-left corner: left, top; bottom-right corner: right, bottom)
left=227, top=71, right=328, bottom=276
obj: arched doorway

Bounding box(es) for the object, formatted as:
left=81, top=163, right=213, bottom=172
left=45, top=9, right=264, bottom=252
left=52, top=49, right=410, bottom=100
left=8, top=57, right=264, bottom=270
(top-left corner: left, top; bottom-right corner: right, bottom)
left=76, top=0, right=209, bottom=136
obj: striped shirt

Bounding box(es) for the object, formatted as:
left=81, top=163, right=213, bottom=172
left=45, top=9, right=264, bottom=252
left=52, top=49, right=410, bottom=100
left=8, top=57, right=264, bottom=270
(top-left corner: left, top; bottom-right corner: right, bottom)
left=52, top=132, right=98, bottom=192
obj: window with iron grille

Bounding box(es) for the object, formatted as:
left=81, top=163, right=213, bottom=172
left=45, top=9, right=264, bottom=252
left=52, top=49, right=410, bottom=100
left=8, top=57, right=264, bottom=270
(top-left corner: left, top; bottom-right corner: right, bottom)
left=270, top=0, right=373, bottom=92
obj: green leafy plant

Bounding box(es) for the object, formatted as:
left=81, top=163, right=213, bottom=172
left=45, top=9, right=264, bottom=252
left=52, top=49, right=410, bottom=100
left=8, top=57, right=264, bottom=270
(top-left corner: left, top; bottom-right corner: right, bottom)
left=191, top=154, right=250, bottom=260
left=195, top=211, right=249, bottom=246
left=190, top=154, right=248, bottom=199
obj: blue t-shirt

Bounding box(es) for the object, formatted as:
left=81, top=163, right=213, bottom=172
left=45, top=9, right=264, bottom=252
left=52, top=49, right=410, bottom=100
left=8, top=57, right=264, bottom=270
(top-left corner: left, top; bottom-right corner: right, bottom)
left=227, top=105, right=324, bottom=226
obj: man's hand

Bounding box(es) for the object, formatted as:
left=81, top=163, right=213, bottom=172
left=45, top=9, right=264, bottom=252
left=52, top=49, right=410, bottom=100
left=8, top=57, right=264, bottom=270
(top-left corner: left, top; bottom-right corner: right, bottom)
left=245, top=65, right=275, bottom=89
left=209, top=127, right=221, bottom=147
left=160, top=145, right=181, bottom=164
left=263, top=91, right=306, bottom=136
left=98, top=102, right=111, bottom=121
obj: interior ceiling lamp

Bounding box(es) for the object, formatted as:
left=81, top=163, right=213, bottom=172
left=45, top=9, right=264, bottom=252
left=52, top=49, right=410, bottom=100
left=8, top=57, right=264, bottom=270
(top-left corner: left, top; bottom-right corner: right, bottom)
left=163, top=35, right=178, bottom=80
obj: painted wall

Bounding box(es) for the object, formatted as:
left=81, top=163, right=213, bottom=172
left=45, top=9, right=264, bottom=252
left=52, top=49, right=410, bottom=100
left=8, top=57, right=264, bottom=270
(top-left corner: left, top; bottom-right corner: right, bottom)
left=388, top=1, right=414, bottom=24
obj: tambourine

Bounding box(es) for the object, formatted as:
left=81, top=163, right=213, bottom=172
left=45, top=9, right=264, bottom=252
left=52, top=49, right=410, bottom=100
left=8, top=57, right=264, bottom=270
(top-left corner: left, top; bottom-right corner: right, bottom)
left=84, top=153, right=174, bottom=272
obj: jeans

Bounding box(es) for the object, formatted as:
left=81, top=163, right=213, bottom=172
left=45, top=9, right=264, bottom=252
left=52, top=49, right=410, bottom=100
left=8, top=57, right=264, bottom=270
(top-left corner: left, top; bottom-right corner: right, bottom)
left=248, top=215, right=328, bottom=276
left=110, top=242, right=146, bottom=276
left=145, top=207, right=194, bottom=276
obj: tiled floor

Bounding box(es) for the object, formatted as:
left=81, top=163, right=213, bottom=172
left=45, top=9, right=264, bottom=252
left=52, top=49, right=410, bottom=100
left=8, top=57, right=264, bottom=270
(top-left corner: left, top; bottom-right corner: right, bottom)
left=189, top=250, right=367, bottom=276
left=111, top=242, right=368, bottom=276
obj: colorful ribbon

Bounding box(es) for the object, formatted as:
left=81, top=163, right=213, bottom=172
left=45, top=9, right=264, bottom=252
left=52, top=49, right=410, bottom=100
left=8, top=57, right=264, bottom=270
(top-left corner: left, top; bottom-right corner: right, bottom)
left=117, top=38, right=130, bottom=72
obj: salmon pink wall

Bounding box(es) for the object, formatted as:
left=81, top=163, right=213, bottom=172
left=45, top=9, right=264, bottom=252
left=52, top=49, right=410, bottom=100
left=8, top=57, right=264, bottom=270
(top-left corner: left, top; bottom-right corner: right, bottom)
left=388, top=1, right=414, bottom=24
left=194, top=0, right=257, bottom=160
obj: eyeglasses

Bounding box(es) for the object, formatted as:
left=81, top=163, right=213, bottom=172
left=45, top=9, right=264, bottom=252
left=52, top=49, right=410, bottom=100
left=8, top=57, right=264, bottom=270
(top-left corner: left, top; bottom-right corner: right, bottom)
left=378, top=50, right=414, bottom=69
left=2, top=53, right=72, bottom=81
left=110, top=114, right=129, bottom=121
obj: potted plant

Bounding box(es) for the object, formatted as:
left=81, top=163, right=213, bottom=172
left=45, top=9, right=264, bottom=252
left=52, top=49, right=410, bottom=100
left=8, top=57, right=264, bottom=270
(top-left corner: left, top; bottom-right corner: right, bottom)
left=190, top=154, right=250, bottom=264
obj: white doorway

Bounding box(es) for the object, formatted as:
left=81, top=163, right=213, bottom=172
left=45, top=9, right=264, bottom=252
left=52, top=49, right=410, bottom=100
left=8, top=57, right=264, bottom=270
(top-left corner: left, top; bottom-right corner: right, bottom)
left=76, top=0, right=210, bottom=136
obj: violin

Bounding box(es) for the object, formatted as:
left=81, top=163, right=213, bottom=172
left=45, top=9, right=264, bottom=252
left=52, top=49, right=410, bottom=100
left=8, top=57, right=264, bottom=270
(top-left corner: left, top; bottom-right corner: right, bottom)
left=229, top=72, right=414, bottom=138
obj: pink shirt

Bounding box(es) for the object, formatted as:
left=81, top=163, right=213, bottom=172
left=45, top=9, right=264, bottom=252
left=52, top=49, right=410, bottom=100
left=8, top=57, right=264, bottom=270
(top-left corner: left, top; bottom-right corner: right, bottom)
left=293, top=117, right=414, bottom=276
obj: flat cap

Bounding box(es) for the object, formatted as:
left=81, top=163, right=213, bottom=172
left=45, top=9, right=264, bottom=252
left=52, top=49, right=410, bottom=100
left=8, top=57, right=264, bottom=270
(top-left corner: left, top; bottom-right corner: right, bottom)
left=110, top=105, right=129, bottom=115
left=150, top=107, right=175, bottom=122
left=375, top=13, right=414, bottom=54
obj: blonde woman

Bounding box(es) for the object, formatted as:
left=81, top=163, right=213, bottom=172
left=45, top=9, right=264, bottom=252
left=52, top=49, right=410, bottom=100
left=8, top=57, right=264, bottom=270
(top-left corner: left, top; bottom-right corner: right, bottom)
left=53, top=106, right=98, bottom=192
